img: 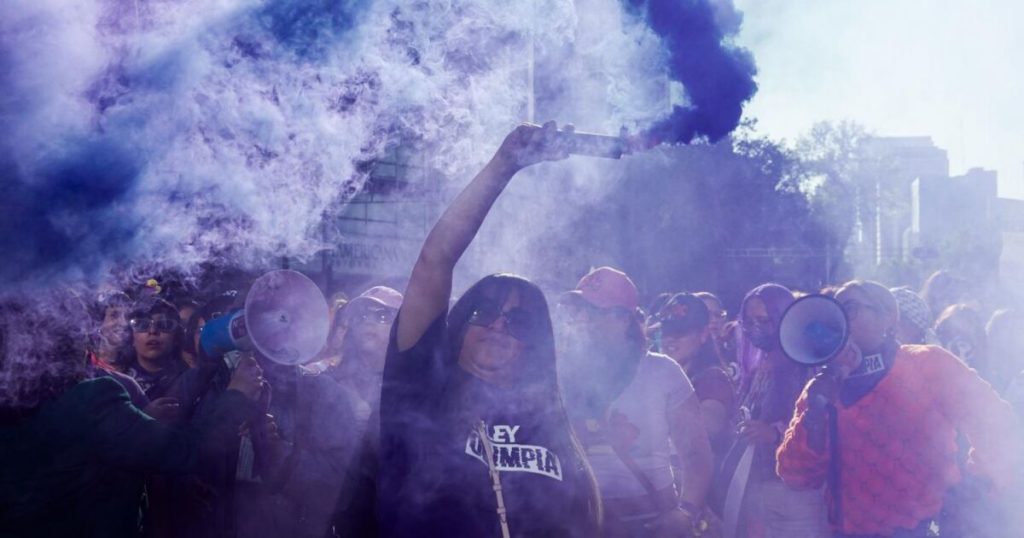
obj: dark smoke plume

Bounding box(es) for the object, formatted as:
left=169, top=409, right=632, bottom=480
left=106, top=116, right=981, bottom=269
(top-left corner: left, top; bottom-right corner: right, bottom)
left=627, top=0, right=758, bottom=144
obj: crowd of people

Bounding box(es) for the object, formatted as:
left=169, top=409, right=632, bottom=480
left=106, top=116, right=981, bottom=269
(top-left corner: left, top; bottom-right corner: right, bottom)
left=2, top=123, right=1024, bottom=538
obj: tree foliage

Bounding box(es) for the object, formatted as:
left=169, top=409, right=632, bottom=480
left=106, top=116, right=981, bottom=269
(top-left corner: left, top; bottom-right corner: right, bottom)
left=791, top=120, right=887, bottom=281
left=557, top=119, right=832, bottom=310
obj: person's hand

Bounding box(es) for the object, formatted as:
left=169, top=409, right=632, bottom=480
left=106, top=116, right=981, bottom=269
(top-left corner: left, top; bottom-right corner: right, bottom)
left=832, top=341, right=863, bottom=378
left=227, top=355, right=265, bottom=401
left=737, top=419, right=778, bottom=445
left=250, top=414, right=282, bottom=443
left=256, top=376, right=273, bottom=413
left=805, top=371, right=840, bottom=408
left=806, top=343, right=858, bottom=407
left=143, top=397, right=181, bottom=423
left=804, top=371, right=839, bottom=452
left=644, top=507, right=694, bottom=537
left=249, top=414, right=290, bottom=481
left=494, top=121, right=572, bottom=171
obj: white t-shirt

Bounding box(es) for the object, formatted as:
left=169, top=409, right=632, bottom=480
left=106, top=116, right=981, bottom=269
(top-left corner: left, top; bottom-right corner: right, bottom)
left=586, top=352, right=695, bottom=499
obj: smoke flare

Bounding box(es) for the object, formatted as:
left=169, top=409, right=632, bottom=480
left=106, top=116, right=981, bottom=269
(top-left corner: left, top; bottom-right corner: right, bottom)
left=628, top=0, right=758, bottom=144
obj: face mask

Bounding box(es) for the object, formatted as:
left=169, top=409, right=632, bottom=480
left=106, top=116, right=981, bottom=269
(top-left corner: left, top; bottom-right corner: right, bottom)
left=747, top=327, right=777, bottom=351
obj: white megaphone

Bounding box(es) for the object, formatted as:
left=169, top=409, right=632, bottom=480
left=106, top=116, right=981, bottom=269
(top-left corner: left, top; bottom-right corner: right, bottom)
left=199, top=270, right=329, bottom=366
left=778, top=295, right=850, bottom=366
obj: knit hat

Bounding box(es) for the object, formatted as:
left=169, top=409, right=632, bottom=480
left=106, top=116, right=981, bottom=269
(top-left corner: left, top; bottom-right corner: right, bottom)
left=890, top=286, right=932, bottom=334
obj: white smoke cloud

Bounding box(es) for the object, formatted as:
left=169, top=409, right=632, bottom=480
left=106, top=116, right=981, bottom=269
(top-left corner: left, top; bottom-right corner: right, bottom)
left=0, top=0, right=678, bottom=290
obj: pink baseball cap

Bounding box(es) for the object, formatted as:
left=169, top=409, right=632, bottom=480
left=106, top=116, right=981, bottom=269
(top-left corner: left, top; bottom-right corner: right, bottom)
left=350, top=286, right=403, bottom=310
left=569, top=266, right=639, bottom=311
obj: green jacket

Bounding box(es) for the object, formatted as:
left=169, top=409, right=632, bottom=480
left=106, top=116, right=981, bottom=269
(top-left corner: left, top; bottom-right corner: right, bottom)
left=0, top=377, right=256, bottom=537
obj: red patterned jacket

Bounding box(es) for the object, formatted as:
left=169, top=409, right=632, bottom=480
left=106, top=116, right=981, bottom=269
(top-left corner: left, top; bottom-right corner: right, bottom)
left=776, top=345, right=1022, bottom=535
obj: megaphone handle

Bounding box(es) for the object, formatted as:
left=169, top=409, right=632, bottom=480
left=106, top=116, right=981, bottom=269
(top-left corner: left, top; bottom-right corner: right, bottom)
left=804, top=376, right=836, bottom=454
left=826, top=403, right=842, bottom=525
left=257, top=380, right=273, bottom=413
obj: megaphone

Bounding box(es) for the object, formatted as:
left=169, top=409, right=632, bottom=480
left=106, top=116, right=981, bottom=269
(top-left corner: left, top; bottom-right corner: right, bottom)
left=199, top=270, right=329, bottom=366
left=778, top=295, right=849, bottom=366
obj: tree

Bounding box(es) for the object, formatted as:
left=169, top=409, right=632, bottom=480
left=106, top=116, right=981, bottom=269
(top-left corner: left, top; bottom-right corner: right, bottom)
left=792, top=120, right=875, bottom=282
left=560, top=119, right=830, bottom=310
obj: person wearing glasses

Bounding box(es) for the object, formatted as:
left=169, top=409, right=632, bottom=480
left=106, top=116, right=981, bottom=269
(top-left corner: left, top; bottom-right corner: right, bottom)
left=557, top=272, right=714, bottom=537
left=655, top=293, right=735, bottom=466
left=326, top=287, right=403, bottom=537
left=118, top=296, right=247, bottom=536
left=376, top=122, right=601, bottom=537
left=118, top=298, right=188, bottom=401
left=720, top=283, right=829, bottom=537
left=326, top=286, right=402, bottom=428
left=0, top=294, right=265, bottom=538
left=777, top=280, right=1022, bottom=537
left=229, top=286, right=402, bottom=538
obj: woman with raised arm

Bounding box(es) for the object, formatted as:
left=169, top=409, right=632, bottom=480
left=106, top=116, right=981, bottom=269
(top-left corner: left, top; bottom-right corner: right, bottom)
left=376, top=122, right=602, bottom=537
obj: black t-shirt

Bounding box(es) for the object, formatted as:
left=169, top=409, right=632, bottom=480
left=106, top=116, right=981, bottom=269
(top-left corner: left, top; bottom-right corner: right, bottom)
left=377, top=314, right=592, bottom=537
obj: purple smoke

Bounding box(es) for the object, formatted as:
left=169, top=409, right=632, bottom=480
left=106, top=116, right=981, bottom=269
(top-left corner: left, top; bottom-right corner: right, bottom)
left=0, top=0, right=758, bottom=291
left=628, top=0, right=758, bottom=144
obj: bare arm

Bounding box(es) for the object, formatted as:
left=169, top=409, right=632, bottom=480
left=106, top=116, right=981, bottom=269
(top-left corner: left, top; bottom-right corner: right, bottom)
left=395, top=122, right=570, bottom=351
left=699, top=398, right=728, bottom=439
left=668, top=394, right=713, bottom=509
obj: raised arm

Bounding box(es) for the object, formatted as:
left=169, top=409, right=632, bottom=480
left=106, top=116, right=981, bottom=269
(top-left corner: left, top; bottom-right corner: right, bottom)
left=395, top=122, right=570, bottom=351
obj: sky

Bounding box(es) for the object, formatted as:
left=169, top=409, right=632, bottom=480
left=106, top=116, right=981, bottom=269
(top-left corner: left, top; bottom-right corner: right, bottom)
left=733, top=0, right=1024, bottom=199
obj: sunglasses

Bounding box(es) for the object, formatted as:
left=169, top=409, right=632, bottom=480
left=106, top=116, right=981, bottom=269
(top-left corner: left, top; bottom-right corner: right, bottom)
left=741, top=315, right=772, bottom=329
left=356, top=307, right=397, bottom=325
left=842, top=300, right=879, bottom=321
left=129, top=317, right=179, bottom=333
left=467, top=302, right=536, bottom=340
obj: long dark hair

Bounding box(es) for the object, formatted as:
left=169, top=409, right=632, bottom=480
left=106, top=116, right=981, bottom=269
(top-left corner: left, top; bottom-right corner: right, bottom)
left=447, top=274, right=558, bottom=391
left=687, top=336, right=724, bottom=378
left=446, top=273, right=602, bottom=532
